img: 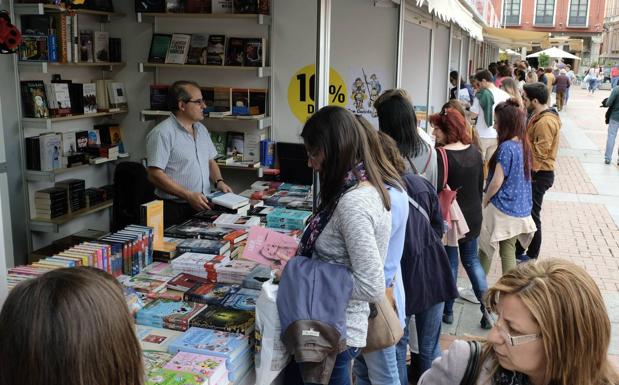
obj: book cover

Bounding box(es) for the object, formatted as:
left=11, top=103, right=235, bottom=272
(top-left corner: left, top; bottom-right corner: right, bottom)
left=68, top=83, right=84, bottom=114
left=87, top=129, right=100, bottom=146
left=19, top=35, right=49, bottom=61
left=206, top=35, right=225, bottom=66
left=46, top=83, right=72, bottom=116
left=20, top=14, right=52, bottom=36
left=165, top=220, right=231, bottom=240
left=189, top=305, right=255, bottom=335
left=94, top=79, right=110, bottom=111
left=39, top=133, right=62, bottom=171
left=186, top=33, right=209, bottom=65
left=212, top=214, right=260, bottom=230
left=233, top=0, right=257, bottom=13
left=136, top=325, right=183, bottom=352
left=93, top=30, right=109, bottom=62
left=166, top=0, right=185, bottom=12
left=121, top=274, right=167, bottom=294
left=177, top=238, right=230, bottom=255
left=243, top=37, right=264, bottom=67
left=211, top=193, right=249, bottom=210
left=163, top=352, right=227, bottom=384
left=61, top=132, right=77, bottom=156
left=231, top=88, right=249, bottom=116
left=186, top=0, right=212, bottom=13
left=136, top=299, right=206, bottom=329
left=167, top=272, right=209, bottom=292
left=165, top=33, right=191, bottom=65
left=141, top=200, right=164, bottom=248
left=168, top=327, right=249, bottom=363
left=221, top=288, right=260, bottom=311
left=20, top=80, right=49, bottom=118
left=107, top=82, right=128, bottom=109
left=242, top=264, right=271, bottom=290
left=249, top=88, right=267, bottom=115
left=143, top=350, right=174, bottom=375
left=212, top=0, right=233, bottom=13
left=184, top=283, right=239, bottom=306
left=75, top=130, right=89, bottom=152
left=225, top=37, right=244, bottom=66
left=145, top=368, right=206, bottom=385
left=242, top=226, right=298, bottom=269
left=243, top=132, right=265, bottom=162
left=211, top=87, right=231, bottom=115
left=210, top=131, right=227, bottom=158
left=148, top=34, right=172, bottom=64
left=226, top=132, right=244, bottom=161
left=150, top=85, right=170, bottom=110
left=79, top=30, right=94, bottom=62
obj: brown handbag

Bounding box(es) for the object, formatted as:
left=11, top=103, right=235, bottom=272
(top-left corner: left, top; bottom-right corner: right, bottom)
left=363, top=277, right=404, bottom=353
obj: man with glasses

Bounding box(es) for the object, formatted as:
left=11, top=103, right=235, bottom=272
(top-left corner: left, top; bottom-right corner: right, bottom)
left=146, top=80, right=232, bottom=226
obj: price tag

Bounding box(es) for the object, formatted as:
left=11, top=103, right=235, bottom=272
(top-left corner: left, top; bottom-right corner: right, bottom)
left=287, top=64, right=347, bottom=123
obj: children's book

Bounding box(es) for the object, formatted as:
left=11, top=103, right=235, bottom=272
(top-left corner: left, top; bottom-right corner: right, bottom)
left=136, top=299, right=206, bottom=331
left=167, top=327, right=250, bottom=363
left=241, top=226, right=299, bottom=269
left=145, top=368, right=207, bottom=385
left=136, top=325, right=183, bottom=352
left=120, top=274, right=167, bottom=294
left=163, top=352, right=227, bottom=384
left=143, top=350, right=174, bottom=375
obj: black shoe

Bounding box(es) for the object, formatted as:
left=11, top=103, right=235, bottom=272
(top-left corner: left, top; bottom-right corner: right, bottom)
left=442, top=314, right=454, bottom=324
left=480, top=315, right=492, bottom=330
left=605, top=159, right=611, bottom=165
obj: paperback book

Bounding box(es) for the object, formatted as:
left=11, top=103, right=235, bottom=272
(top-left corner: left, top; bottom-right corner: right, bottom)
left=186, top=33, right=209, bottom=65
left=189, top=305, right=255, bottom=335
left=225, top=37, right=244, bottom=66
left=206, top=35, right=225, bottom=65
left=242, top=226, right=298, bottom=269
left=136, top=325, right=183, bottom=352
left=163, top=352, right=227, bottom=384
left=167, top=327, right=250, bottom=364
left=164, top=33, right=191, bottom=64
left=148, top=34, right=172, bottom=63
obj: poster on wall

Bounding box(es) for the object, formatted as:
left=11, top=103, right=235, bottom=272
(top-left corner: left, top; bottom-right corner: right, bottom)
left=287, top=64, right=348, bottom=124
left=346, top=68, right=389, bottom=127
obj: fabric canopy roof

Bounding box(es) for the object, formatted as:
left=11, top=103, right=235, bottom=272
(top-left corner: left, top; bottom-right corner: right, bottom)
left=483, top=27, right=550, bottom=49
left=526, top=47, right=581, bottom=60
left=416, top=0, right=484, bottom=41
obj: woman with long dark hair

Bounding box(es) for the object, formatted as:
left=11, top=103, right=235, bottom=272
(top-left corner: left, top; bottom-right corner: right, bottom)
left=429, top=106, right=487, bottom=329
left=479, top=99, right=536, bottom=278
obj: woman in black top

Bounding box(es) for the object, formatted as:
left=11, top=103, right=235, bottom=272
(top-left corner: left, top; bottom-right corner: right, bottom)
left=429, top=106, right=489, bottom=329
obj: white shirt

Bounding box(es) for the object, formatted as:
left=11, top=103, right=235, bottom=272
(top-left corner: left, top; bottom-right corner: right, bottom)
left=471, top=87, right=510, bottom=139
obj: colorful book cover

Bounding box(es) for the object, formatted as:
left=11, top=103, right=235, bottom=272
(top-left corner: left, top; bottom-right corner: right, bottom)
left=167, top=272, right=210, bottom=292
left=121, top=274, right=167, bottom=294
left=226, top=131, right=244, bottom=161
left=145, top=368, right=206, bottom=385
left=210, top=131, right=227, bottom=159
left=20, top=80, right=49, bottom=118
left=136, top=299, right=206, bottom=329
left=19, top=35, right=49, bottom=61
left=143, top=350, right=174, bottom=375
left=221, top=288, right=260, bottom=311
left=136, top=325, right=183, bottom=352
left=241, top=226, right=298, bottom=269
left=189, top=305, right=255, bottom=335
left=185, top=283, right=239, bottom=306
left=231, top=88, right=249, bottom=116
left=163, top=352, right=227, bottom=383
left=168, top=327, right=250, bottom=362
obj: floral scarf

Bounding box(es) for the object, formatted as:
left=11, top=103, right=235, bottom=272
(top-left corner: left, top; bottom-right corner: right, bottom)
left=493, top=368, right=531, bottom=385
left=297, top=163, right=368, bottom=257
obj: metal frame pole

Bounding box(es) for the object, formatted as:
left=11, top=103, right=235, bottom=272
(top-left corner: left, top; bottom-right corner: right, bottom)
left=396, top=0, right=405, bottom=88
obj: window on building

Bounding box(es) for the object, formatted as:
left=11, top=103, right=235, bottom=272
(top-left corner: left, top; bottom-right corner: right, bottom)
left=535, top=0, right=555, bottom=26
left=503, top=0, right=521, bottom=25
left=568, top=0, right=588, bottom=26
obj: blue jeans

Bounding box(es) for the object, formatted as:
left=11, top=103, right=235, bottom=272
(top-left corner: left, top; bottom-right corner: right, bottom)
left=353, top=345, right=400, bottom=385
left=443, top=237, right=488, bottom=315
left=395, top=323, right=409, bottom=385
left=305, top=347, right=361, bottom=385
left=413, top=302, right=444, bottom=375
left=606, top=119, right=619, bottom=163
left=612, top=77, right=619, bottom=88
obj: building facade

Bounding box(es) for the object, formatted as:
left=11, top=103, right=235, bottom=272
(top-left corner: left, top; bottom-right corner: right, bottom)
left=601, top=0, right=619, bottom=63
left=492, top=0, right=605, bottom=63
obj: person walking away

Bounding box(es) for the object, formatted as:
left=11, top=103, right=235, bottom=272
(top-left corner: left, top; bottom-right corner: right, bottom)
left=479, top=99, right=536, bottom=277
left=430, top=106, right=488, bottom=330
left=544, top=68, right=555, bottom=106
left=564, top=64, right=575, bottom=106
left=554, top=69, right=570, bottom=112
left=470, top=70, right=510, bottom=174
left=515, top=83, right=560, bottom=262
left=604, top=83, right=619, bottom=165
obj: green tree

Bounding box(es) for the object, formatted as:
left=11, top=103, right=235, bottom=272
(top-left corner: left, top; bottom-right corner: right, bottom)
left=538, top=53, right=550, bottom=68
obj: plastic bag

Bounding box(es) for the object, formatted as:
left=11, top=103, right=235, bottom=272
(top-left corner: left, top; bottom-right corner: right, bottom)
left=255, top=277, right=291, bottom=385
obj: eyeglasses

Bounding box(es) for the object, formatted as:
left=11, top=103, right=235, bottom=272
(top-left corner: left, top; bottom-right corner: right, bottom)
left=184, top=98, right=205, bottom=105
left=484, top=308, right=541, bottom=347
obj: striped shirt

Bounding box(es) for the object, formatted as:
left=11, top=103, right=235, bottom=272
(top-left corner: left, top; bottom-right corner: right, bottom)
left=146, top=115, right=217, bottom=201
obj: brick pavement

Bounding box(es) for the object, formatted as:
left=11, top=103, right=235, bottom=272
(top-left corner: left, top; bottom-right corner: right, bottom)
left=441, top=86, right=619, bottom=371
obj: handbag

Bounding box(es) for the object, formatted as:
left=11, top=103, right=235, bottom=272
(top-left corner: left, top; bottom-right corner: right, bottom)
left=460, top=340, right=482, bottom=385
left=363, top=274, right=404, bottom=353
left=437, top=147, right=458, bottom=227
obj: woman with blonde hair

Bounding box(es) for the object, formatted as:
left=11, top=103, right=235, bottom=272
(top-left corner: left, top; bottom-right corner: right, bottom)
left=419, top=258, right=619, bottom=385
left=0, top=267, right=144, bottom=385
left=526, top=70, right=538, bottom=84
left=500, top=77, right=524, bottom=109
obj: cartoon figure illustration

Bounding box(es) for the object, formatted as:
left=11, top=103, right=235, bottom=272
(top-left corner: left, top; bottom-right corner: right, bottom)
left=367, top=73, right=382, bottom=116
left=260, top=242, right=296, bottom=267
left=351, top=77, right=366, bottom=113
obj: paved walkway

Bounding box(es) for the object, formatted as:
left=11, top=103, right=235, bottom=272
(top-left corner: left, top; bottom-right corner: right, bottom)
left=441, top=85, right=619, bottom=368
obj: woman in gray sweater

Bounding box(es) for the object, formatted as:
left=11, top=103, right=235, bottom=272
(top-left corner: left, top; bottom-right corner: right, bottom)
left=298, top=106, right=401, bottom=385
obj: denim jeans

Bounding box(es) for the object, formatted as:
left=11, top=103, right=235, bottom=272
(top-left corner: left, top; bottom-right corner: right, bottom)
left=443, top=237, right=488, bottom=315
left=395, top=322, right=409, bottom=385
left=305, top=347, right=361, bottom=385
left=353, top=345, right=400, bottom=385
left=612, top=77, right=619, bottom=89
left=516, top=171, right=554, bottom=260
left=605, top=119, right=619, bottom=163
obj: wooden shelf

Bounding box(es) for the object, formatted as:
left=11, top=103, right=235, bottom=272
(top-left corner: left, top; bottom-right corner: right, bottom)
left=18, top=61, right=125, bottom=74
left=220, top=165, right=263, bottom=177
left=140, top=110, right=271, bottom=130
left=14, top=3, right=124, bottom=19
left=137, top=12, right=270, bottom=25
left=30, top=200, right=113, bottom=233
left=138, top=63, right=271, bottom=78
left=26, top=157, right=125, bottom=183
left=22, top=110, right=128, bottom=130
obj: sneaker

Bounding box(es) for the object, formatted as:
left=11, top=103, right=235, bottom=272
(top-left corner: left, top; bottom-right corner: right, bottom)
left=480, top=314, right=492, bottom=330
left=458, top=287, right=481, bottom=304
left=442, top=314, right=454, bottom=324
left=516, top=254, right=530, bottom=263
left=605, top=159, right=611, bottom=165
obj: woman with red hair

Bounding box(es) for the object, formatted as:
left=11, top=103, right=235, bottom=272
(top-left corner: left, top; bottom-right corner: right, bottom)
left=479, top=99, right=536, bottom=279
left=429, top=105, right=488, bottom=328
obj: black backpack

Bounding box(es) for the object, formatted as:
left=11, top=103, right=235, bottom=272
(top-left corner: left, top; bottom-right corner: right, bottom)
left=112, top=161, right=155, bottom=231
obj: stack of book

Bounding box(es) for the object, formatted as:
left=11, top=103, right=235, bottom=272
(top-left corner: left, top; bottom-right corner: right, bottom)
left=241, top=264, right=271, bottom=290
left=170, top=252, right=228, bottom=279
left=55, top=179, right=86, bottom=213
left=34, top=186, right=69, bottom=219
left=146, top=351, right=228, bottom=385
left=266, top=207, right=312, bottom=231
left=85, top=187, right=106, bottom=207
left=214, top=260, right=258, bottom=285
left=136, top=325, right=183, bottom=352
left=136, top=299, right=207, bottom=331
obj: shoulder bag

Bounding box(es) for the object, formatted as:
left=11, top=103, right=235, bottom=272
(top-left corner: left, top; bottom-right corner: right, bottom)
left=460, top=340, right=482, bottom=385
left=363, top=274, right=404, bottom=353
left=437, top=147, right=458, bottom=227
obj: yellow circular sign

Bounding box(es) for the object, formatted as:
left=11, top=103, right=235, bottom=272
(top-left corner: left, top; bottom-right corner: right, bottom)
left=287, top=64, right=347, bottom=123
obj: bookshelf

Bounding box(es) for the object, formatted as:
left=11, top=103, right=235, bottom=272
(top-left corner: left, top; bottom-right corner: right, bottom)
left=14, top=3, right=125, bottom=21
left=138, top=63, right=271, bottom=78
left=25, top=156, right=127, bottom=183
left=29, top=200, right=114, bottom=233
left=140, top=110, right=271, bottom=130
left=22, top=110, right=128, bottom=130
left=18, top=61, right=125, bottom=74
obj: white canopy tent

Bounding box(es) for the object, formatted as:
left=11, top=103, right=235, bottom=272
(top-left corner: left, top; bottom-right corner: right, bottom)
left=526, top=47, right=581, bottom=60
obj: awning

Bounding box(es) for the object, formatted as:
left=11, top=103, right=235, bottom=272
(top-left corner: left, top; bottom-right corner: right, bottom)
left=483, top=27, right=550, bottom=49
left=526, top=47, right=581, bottom=60
left=416, top=0, right=484, bottom=41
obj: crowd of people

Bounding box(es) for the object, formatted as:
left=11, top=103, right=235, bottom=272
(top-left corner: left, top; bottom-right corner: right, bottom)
left=0, top=64, right=618, bottom=385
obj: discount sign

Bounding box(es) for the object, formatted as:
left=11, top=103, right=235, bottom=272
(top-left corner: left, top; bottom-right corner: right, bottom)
left=287, top=64, right=347, bottom=123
